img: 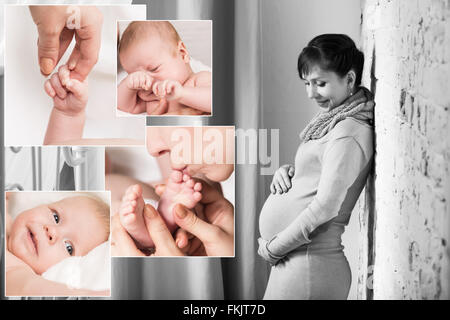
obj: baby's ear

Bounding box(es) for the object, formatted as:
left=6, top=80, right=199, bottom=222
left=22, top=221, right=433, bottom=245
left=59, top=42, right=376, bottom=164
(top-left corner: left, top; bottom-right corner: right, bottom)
left=177, top=41, right=190, bottom=63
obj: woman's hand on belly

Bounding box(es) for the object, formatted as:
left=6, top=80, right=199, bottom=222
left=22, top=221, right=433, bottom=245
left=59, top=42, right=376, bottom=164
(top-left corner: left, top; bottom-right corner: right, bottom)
left=270, top=164, right=295, bottom=194
left=257, top=237, right=284, bottom=266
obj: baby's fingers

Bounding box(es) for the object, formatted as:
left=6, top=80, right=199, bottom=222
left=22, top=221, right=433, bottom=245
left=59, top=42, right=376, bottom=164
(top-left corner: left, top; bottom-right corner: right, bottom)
left=49, top=73, right=67, bottom=99
left=66, top=78, right=88, bottom=101
left=144, top=75, right=153, bottom=90
left=152, top=80, right=168, bottom=98
left=58, top=65, right=71, bottom=87
left=44, top=80, right=56, bottom=98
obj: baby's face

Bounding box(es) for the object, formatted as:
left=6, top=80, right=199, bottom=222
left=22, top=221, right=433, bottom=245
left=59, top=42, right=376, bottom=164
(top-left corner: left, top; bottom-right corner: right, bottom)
left=120, top=35, right=191, bottom=85
left=7, top=196, right=107, bottom=275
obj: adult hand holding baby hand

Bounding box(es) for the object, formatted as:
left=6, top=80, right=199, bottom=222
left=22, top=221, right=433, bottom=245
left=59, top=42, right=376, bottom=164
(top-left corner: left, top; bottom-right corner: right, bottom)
left=44, top=65, right=88, bottom=116
left=29, top=5, right=103, bottom=80
left=43, top=65, right=88, bottom=145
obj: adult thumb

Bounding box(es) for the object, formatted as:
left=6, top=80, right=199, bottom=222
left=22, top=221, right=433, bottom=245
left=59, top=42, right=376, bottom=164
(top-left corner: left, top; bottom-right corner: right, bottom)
left=37, top=29, right=61, bottom=76
left=173, top=204, right=221, bottom=245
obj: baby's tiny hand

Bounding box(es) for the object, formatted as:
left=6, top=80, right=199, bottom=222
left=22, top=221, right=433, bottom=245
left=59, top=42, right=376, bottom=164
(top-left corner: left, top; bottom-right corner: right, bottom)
left=137, top=89, right=158, bottom=102
left=126, top=71, right=153, bottom=91
left=152, top=79, right=184, bottom=101
left=44, top=65, right=88, bottom=116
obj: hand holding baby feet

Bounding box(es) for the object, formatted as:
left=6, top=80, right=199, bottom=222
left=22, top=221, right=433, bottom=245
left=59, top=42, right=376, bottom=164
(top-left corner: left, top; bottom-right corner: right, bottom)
left=152, top=79, right=184, bottom=101
left=44, top=65, right=88, bottom=116
left=118, top=184, right=155, bottom=249
left=126, top=71, right=153, bottom=91
left=157, top=170, right=202, bottom=232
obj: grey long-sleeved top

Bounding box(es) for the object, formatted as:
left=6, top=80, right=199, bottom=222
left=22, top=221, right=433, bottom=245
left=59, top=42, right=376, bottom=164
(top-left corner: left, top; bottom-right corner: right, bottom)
left=259, top=117, right=374, bottom=257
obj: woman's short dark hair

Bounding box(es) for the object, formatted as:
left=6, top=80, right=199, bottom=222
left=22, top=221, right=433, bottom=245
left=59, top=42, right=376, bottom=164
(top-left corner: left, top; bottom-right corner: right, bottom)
left=297, top=34, right=364, bottom=86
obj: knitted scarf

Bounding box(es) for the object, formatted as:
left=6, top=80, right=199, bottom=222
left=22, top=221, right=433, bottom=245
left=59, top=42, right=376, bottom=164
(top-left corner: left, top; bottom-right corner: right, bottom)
left=300, top=86, right=374, bottom=142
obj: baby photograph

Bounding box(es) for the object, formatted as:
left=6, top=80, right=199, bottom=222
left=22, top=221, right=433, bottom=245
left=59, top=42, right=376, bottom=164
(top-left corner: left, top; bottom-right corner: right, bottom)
left=5, top=191, right=111, bottom=297
left=4, top=5, right=147, bottom=146
left=107, top=126, right=234, bottom=257
left=117, top=20, right=212, bottom=116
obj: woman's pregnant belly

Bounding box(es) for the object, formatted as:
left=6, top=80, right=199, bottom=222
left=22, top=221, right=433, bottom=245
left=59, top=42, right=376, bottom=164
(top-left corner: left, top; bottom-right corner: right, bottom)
left=259, top=181, right=315, bottom=240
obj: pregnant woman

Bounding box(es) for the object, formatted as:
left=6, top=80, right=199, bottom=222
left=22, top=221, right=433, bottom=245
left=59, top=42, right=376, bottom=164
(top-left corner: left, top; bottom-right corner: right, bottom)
left=258, top=34, right=375, bottom=299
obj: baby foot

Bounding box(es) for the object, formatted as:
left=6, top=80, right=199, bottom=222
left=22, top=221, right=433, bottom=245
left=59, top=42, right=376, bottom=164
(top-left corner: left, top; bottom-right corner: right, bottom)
left=119, top=184, right=154, bottom=248
left=157, top=170, right=202, bottom=232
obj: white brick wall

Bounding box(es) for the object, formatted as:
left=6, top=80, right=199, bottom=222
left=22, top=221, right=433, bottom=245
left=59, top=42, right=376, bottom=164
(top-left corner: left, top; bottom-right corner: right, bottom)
left=360, top=0, right=450, bottom=299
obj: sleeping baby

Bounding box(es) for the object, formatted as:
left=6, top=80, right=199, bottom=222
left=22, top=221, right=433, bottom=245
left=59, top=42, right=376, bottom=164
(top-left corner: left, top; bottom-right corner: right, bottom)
left=117, top=21, right=212, bottom=115
left=5, top=193, right=110, bottom=296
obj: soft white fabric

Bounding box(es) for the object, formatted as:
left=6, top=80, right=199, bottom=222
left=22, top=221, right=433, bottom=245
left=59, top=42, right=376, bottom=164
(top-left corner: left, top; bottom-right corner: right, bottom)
left=42, top=240, right=110, bottom=291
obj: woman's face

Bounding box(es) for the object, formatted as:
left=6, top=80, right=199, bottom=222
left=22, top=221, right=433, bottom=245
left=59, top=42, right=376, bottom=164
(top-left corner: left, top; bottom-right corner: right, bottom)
left=146, top=126, right=235, bottom=182
left=7, top=196, right=107, bottom=275
left=303, top=65, right=353, bottom=110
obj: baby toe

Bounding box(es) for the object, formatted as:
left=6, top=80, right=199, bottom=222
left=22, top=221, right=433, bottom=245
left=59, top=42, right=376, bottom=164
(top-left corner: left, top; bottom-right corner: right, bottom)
left=170, top=170, right=183, bottom=183
left=193, top=191, right=202, bottom=202
left=131, top=184, right=143, bottom=197
left=186, top=179, right=195, bottom=188
left=194, top=182, right=202, bottom=192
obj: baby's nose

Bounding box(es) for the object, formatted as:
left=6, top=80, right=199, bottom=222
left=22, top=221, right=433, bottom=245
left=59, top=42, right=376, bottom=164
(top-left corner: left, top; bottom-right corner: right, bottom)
left=44, top=225, right=57, bottom=244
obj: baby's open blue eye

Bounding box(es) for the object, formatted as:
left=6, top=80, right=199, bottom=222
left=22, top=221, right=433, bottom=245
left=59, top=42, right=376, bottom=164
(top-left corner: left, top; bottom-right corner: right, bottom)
left=64, top=241, right=74, bottom=256
left=52, top=211, right=60, bottom=224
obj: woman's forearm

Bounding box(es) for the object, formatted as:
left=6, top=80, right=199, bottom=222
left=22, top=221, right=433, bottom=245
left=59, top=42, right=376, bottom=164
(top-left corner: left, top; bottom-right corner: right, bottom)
left=44, top=109, right=85, bottom=145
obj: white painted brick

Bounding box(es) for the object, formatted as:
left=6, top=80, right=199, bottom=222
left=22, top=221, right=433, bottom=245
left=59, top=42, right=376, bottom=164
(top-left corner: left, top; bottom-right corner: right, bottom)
left=360, top=0, right=450, bottom=299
